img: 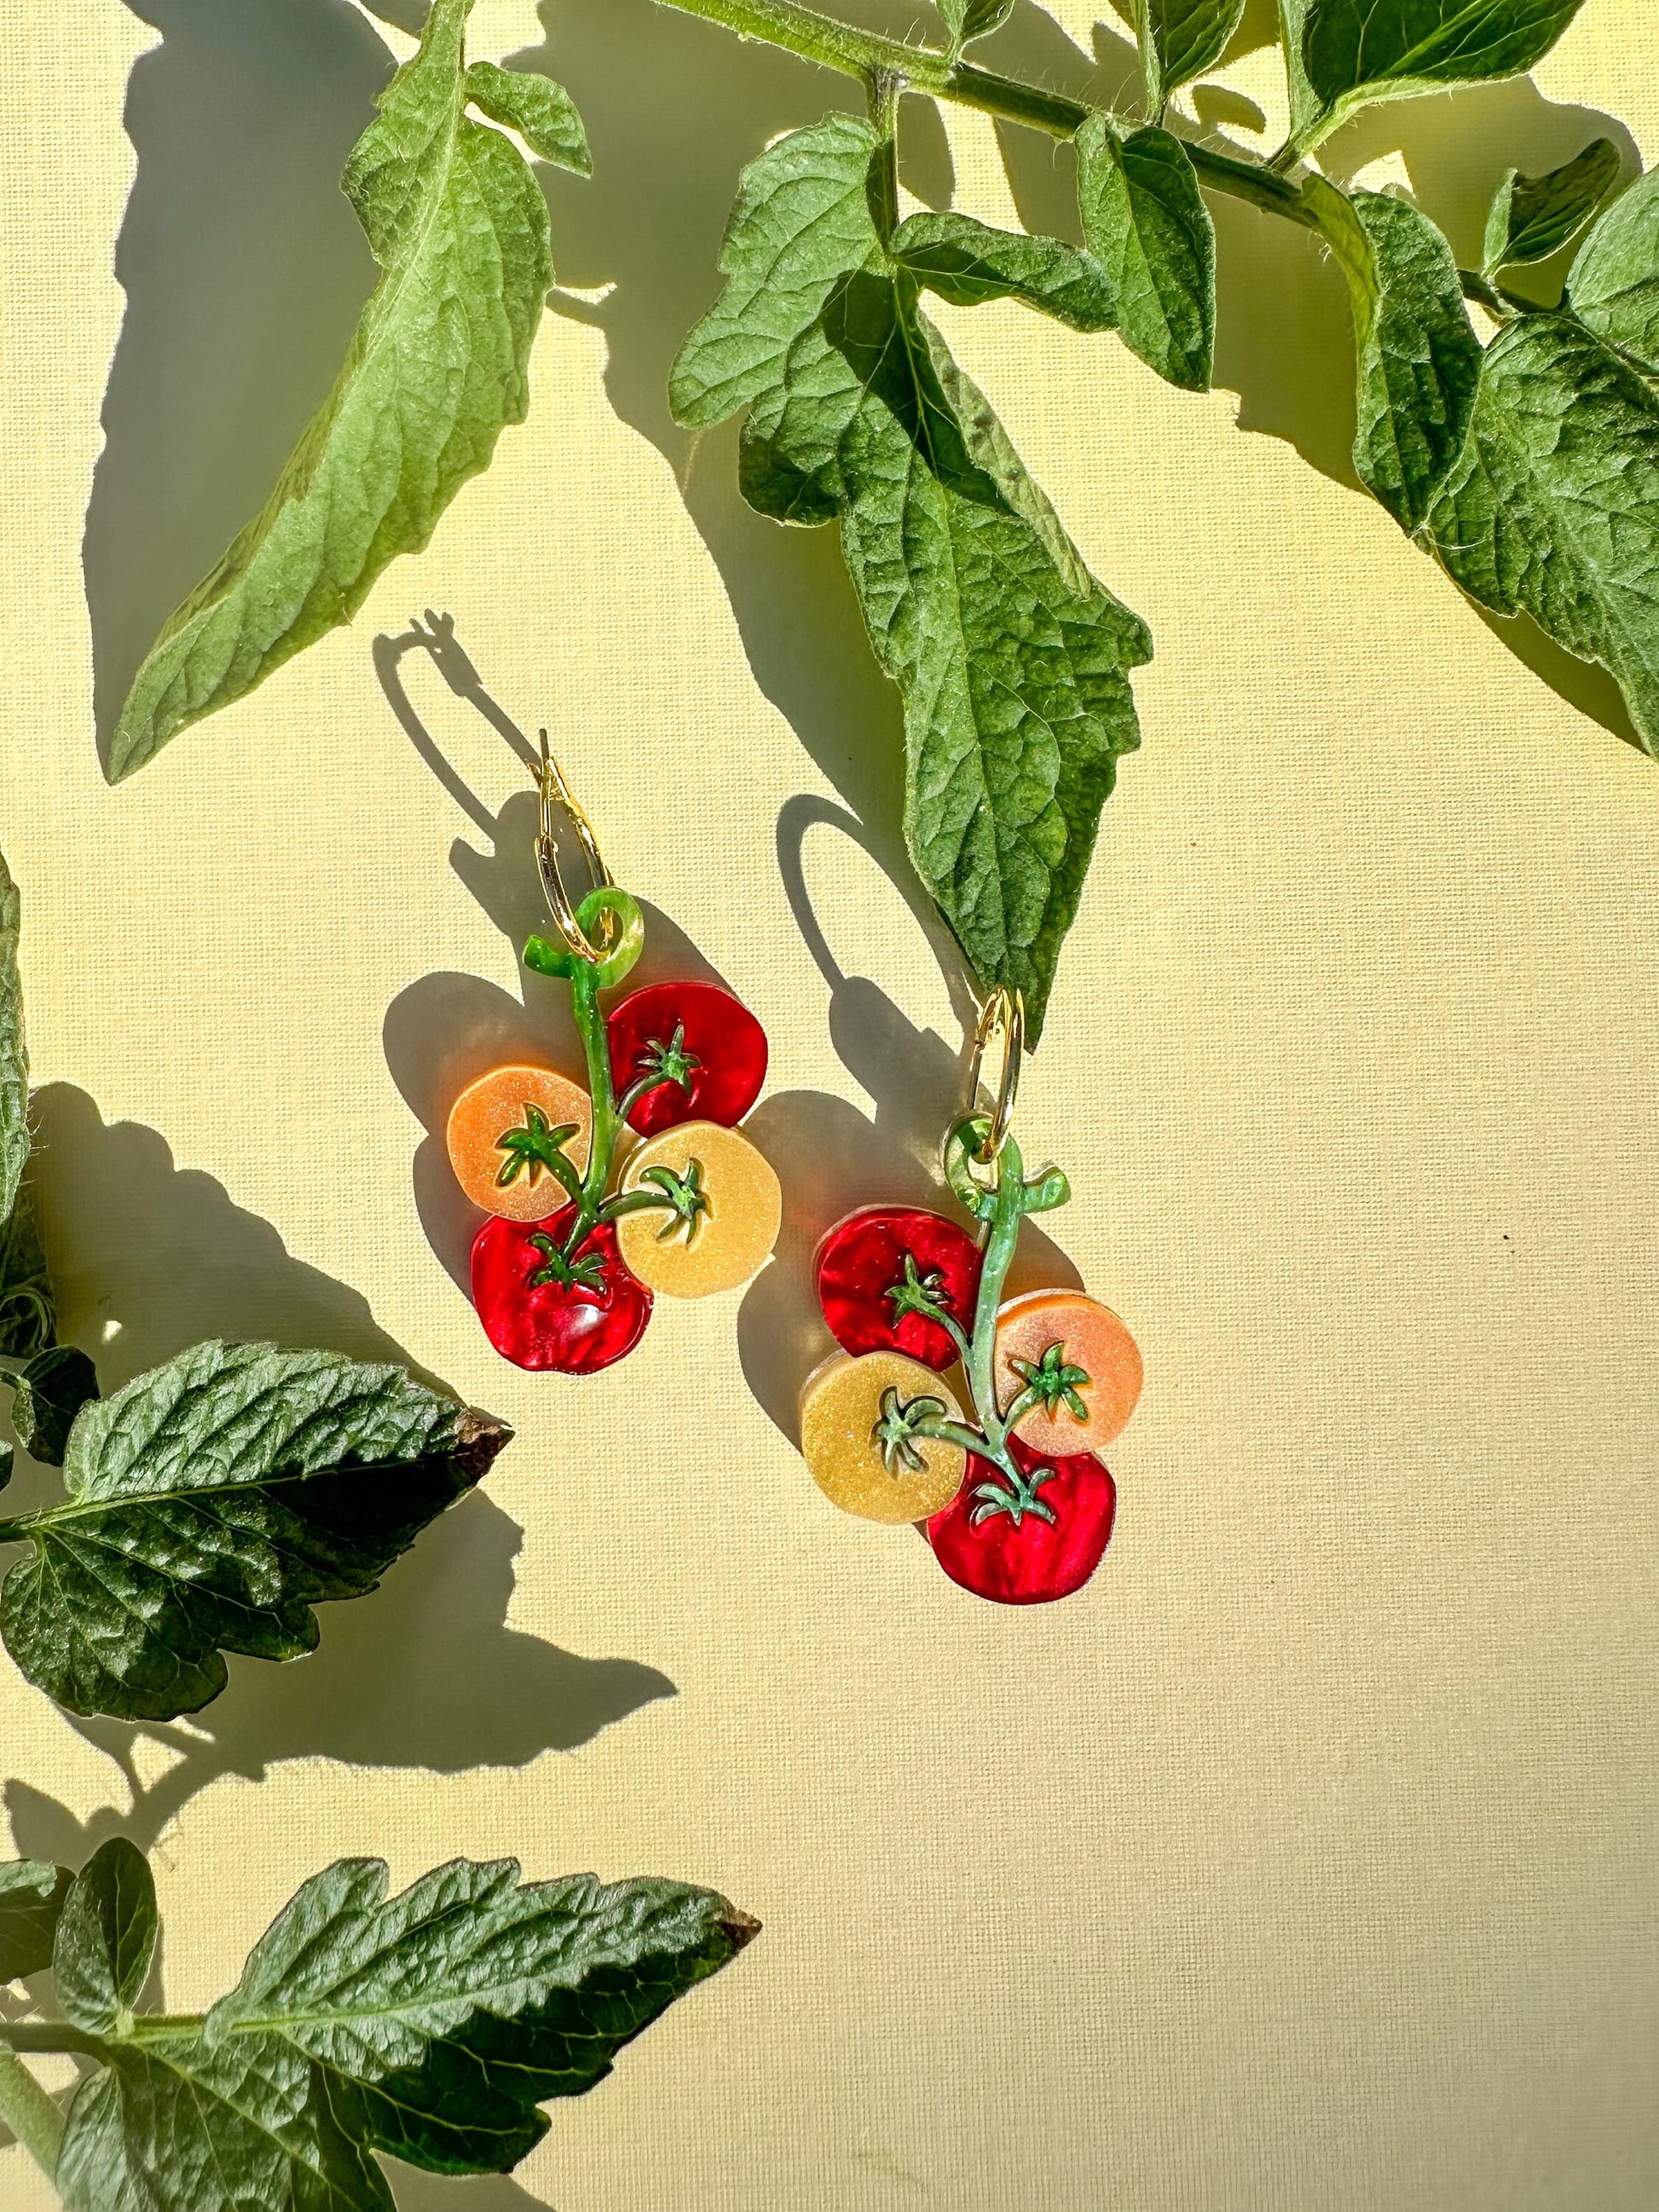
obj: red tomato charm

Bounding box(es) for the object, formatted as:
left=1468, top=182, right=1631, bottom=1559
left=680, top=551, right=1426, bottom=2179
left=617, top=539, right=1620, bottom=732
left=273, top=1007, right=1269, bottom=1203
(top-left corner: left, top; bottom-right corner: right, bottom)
left=815, top=1207, right=982, bottom=1372
left=927, top=1437, right=1116, bottom=1606
left=470, top=1206, right=652, bottom=1374
left=607, top=980, right=767, bottom=1136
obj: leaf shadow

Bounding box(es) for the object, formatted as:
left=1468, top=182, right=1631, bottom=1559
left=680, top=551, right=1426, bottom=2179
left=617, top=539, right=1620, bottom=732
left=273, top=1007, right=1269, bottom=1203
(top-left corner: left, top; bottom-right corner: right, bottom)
left=736, top=797, right=1082, bottom=1450
left=84, top=0, right=396, bottom=763
left=3, top=1084, right=673, bottom=1855
left=373, top=618, right=750, bottom=1300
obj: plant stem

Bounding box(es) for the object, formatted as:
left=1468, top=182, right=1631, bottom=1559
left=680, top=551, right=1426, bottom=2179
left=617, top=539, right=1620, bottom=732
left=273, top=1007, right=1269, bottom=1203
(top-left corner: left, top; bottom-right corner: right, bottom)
left=0, top=2045, right=64, bottom=2182
left=562, top=961, right=622, bottom=1262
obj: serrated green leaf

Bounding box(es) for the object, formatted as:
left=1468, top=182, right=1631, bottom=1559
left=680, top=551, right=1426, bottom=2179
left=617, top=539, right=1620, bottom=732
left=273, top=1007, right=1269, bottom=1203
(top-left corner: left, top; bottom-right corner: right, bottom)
left=1300, top=0, right=1589, bottom=142
left=8, top=1346, right=100, bottom=1468
left=0, top=1177, right=55, bottom=1365
left=1430, top=312, right=1659, bottom=754
left=205, top=1857, right=759, bottom=2173
left=1483, top=138, right=1621, bottom=274
left=0, top=1859, right=72, bottom=1984
left=1304, top=177, right=1482, bottom=530
left=673, top=116, right=1151, bottom=1036
left=1138, top=0, right=1246, bottom=113
left=1568, top=166, right=1659, bottom=363
left=54, top=1842, right=157, bottom=2036
left=1075, top=118, right=1215, bottom=391
left=464, top=60, right=591, bottom=172
left=0, top=1342, right=510, bottom=1720
left=889, top=211, right=1118, bottom=330
left=940, top=0, right=1014, bottom=58
left=107, top=0, right=577, bottom=782
left=49, top=1845, right=757, bottom=2210
left=1278, top=0, right=1325, bottom=143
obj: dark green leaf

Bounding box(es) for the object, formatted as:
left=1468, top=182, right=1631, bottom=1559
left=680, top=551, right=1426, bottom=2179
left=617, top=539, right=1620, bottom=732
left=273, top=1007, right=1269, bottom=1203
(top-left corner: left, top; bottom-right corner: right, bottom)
left=8, top=1345, right=100, bottom=1468
left=1075, top=118, right=1215, bottom=390
left=53, top=1848, right=757, bottom=2210
left=0, top=1342, right=511, bottom=1720
left=108, top=0, right=574, bottom=781
left=0, top=1858, right=72, bottom=1984
left=940, top=0, right=1014, bottom=57
left=465, top=60, right=590, bottom=173
left=0, top=850, right=26, bottom=1227
left=1430, top=312, right=1659, bottom=755
left=1304, top=177, right=1482, bottom=530
left=674, top=116, right=1151, bottom=1036
left=1483, top=138, right=1621, bottom=274
left=1301, top=0, right=1589, bottom=140
left=1137, top=0, right=1246, bottom=112
left=890, top=211, right=1118, bottom=330
left=1568, top=166, right=1659, bottom=364
left=0, top=1177, right=55, bottom=1365
left=54, top=1841, right=157, bottom=2036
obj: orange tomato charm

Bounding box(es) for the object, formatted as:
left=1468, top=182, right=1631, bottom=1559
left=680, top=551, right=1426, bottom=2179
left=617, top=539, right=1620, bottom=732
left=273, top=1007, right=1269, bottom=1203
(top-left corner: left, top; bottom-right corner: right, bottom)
left=993, top=1289, right=1143, bottom=1458
left=446, top=1066, right=592, bottom=1222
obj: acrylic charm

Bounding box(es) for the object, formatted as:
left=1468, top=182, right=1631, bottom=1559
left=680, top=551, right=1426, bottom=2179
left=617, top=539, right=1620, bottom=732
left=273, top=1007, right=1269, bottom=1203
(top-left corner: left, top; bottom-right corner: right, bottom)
left=451, top=736, right=777, bottom=1372
left=799, top=989, right=1142, bottom=1606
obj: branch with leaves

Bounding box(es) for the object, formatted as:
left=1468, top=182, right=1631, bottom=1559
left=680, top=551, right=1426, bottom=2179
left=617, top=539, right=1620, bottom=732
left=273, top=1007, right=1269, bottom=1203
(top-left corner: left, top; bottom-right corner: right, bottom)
left=106, top=0, right=1658, bottom=1037
left=0, top=1839, right=757, bottom=2209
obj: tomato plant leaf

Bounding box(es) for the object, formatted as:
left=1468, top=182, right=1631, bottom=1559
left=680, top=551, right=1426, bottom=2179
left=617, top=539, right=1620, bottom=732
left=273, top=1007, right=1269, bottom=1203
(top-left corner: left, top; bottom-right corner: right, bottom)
left=673, top=115, right=1151, bottom=1037
left=1299, top=0, right=1590, bottom=144
left=1137, top=0, right=1246, bottom=113
left=1430, top=313, right=1659, bottom=754
left=890, top=212, right=1118, bottom=330
left=53, top=1842, right=158, bottom=2036
left=40, top=1845, right=757, bottom=2211
left=939, top=0, right=1014, bottom=61
left=1483, top=137, right=1621, bottom=274
left=1075, top=118, right=1215, bottom=391
left=0, top=1342, right=511, bottom=1721
left=0, top=1859, right=72, bottom=1985
left=8, top=1347, right=100, bottom=1469
left=463, top=60, right=592, bottom=171
left=1566, top=166, right=1659, bottom=362
left=107, top=0, right=578, bottom=782
left=1304, top=177, right=1483, bottom=531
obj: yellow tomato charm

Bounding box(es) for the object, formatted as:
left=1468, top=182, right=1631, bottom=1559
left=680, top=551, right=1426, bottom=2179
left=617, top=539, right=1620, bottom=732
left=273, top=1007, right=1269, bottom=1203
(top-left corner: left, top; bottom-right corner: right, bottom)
left=800, top=1350, right=969, bottom=1523
left=446, top=1066, right=592, bottom=1222
left=614, top=1120, right=780, bottom=1297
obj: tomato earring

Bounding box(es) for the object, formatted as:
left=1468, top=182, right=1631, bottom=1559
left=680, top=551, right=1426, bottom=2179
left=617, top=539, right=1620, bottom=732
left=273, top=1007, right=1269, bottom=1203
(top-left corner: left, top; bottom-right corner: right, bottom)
left=448, top=735, right=778, bottom=1372
left=801, top=990, right=1142, bottom=1606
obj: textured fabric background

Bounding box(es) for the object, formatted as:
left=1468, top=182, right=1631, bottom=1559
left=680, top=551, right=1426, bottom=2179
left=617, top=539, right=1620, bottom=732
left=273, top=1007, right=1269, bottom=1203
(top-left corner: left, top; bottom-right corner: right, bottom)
left=3, top=4, right=1656, bottom=2207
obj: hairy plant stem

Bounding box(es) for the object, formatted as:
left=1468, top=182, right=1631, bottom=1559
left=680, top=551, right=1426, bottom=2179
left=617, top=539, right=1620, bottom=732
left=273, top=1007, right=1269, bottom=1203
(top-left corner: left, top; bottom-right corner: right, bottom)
left=650, top=0, right=1509, bottom=310
left=0, top=2043, right=65, bottom=2182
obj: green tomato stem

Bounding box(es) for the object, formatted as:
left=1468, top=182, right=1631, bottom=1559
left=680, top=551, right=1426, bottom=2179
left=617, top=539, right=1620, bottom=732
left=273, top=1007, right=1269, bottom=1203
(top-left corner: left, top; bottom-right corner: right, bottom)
left=0, top=2044, right=65, bottom=2181
left=560, top=959, right=624, bottom=1262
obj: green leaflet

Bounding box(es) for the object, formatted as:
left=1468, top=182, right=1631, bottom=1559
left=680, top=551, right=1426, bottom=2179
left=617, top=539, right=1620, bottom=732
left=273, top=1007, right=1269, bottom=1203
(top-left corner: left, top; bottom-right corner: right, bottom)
left=939, top=0, right=1014, bottom=61
left=1483, top=138, right=1621, bottom=275
left=890, top=212, right=1118, bottom=330
left=463, top=60, right=591, bottom=170
left=1304, top=177, right=1482, bottom=532
left=54, top=1844, right=157, bottom=2037
left=0, top=1860, right=72, bottom=1985
left=1137, top=0, right=1246, bottom=113
left=1298, top=0, right=1589, bottom=146
left=672, top=116, right=1150, bottom=1037
left=1430, top=314, right=1659, bottom=754
left=0, top=1341, right=510, bottom=1721
left=1567, top=166, right=1659, bottom=364
left=7, top=1347, right=100, bottom=1468
left=40, top=1844, right=757, bottom=2210
left=107, top=0, right=586, bottom=782
left=1075, top=118, right=1215, bottom=392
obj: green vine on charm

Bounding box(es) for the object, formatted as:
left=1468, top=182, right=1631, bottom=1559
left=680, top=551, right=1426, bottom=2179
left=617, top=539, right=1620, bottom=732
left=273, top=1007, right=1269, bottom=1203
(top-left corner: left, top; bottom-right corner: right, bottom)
left=871, top=1113, right=1079, bottom=1518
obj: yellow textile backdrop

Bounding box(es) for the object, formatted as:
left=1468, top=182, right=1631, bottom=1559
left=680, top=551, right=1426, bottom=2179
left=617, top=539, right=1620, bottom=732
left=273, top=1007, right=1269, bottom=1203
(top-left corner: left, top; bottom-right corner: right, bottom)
left=3, top=3, right=1656, bottom=2206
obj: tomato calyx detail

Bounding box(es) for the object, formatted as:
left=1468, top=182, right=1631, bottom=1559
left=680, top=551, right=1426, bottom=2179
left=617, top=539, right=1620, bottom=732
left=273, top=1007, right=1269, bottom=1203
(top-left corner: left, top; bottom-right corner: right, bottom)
left=874, top=1385, right=957, bottom=1476
left=882, top=1253, right=972, bottom=1360
left=967, top=1457, right=1059, bottom=1531
left=616, top=1020, right=702, bottom=1123
left=526, top=1227, right=610, bottom=1294
left=603, top=1158, right=711, bottom=1247
left=494, top=1103, right=585, bottom=1198
left=1004, top=1340, right=1092, bottom=1427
